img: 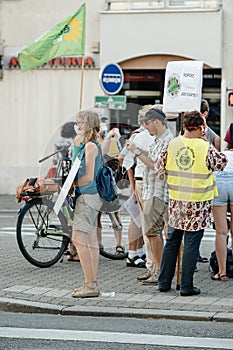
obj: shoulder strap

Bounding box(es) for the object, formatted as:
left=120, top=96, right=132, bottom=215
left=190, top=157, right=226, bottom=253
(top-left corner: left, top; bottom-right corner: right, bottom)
left=79, top=144, right=85, bottom=161
left=90, top=140, right=104, bottom=165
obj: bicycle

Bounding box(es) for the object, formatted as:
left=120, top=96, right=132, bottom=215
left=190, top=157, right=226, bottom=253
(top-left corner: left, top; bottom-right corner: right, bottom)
left=16, top=145, right=128, bottom=268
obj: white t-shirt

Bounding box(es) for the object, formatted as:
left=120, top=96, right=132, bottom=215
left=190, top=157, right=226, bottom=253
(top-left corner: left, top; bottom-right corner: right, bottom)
left=222, top=150, right=233, bottom=172
left=133, top=128, right=154, bottom=178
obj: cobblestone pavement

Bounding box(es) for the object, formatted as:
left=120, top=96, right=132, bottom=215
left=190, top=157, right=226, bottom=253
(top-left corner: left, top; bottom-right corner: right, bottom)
left=0, top=195, right=233, bottom=322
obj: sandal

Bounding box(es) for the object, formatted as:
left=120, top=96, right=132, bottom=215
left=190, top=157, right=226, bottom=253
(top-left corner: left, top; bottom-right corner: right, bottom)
left=211, top=273, right=229, bottom=282
left=72, top=283, right=99, bottom=298
left=115, top=245, right=125, bottom=255
left=64, top=250, right=71, bottom=256
left=67, top=253, right=80, bottom=262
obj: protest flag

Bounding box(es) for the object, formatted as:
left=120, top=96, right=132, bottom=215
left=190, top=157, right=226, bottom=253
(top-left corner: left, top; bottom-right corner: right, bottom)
left=18, top=3, right=86, bottom=72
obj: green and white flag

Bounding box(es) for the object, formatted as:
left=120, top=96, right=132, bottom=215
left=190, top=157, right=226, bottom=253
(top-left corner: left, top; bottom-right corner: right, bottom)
left=18, top=3, right=86, bottom=72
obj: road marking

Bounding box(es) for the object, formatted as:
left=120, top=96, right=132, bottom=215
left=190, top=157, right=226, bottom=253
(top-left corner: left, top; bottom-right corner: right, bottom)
left=0, top=327, right=232, bottom=349
left=0, top=226, right=217, bottom=240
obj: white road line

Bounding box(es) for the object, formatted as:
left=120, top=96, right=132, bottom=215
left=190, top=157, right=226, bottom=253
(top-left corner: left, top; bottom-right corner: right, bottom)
left=1, top=226, right=230, bottom=244
left=0, top=327, right=232, bottom=348
left=0, top=228, right=129, bottom=239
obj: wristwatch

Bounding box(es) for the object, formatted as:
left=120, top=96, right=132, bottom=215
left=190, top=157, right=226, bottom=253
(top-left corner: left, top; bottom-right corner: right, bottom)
left=135, top=149, right=142, bottom=157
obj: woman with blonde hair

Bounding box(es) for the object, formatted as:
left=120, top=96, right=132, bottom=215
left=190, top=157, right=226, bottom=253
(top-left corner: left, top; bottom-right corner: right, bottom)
left=71, top=110, right=102, bottom=298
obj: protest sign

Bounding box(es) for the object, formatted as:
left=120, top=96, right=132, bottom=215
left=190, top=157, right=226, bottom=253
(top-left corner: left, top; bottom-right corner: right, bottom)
left=163, top=61, right=203, bottom=113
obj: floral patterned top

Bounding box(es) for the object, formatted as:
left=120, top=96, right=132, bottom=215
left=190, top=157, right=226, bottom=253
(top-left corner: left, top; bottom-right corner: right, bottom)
left=157, top=141, right=228, bottom=231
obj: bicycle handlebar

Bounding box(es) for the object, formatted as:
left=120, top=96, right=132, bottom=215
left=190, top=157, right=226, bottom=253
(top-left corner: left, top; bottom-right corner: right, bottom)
left=38, top=147, right=69, bottom=163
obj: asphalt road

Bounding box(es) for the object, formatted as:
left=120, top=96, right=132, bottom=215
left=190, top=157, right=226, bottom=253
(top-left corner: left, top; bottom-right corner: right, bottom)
left=1, top=312, right=233, bottom=350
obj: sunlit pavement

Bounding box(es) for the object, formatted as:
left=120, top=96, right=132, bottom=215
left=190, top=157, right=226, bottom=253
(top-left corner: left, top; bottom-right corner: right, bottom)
left=0, top=195, right=233, bottom=322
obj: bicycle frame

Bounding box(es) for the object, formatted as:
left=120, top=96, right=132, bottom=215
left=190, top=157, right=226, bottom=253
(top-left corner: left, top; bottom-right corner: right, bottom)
left=18, top=196, right=71, bottom=239
left=16, top=146, right=128, bottom=267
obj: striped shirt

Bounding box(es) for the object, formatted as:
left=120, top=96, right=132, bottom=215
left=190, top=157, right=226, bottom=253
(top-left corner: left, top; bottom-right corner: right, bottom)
left=142, top=128, right=173, bottom=202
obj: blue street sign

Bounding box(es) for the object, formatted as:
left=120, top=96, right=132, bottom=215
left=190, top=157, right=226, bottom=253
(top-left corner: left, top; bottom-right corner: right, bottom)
left=99, top=63, right=124, bottom=95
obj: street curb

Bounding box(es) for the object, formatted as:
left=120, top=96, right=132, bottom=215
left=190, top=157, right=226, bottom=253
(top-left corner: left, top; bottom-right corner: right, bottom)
left=1, top=298, right=233, bottom=322
left=0, top=298, right=63, bottom=315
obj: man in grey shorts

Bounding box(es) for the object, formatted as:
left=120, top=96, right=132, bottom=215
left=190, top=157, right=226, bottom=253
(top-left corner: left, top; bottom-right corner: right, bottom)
left=127, top=108, right=173, bottom=284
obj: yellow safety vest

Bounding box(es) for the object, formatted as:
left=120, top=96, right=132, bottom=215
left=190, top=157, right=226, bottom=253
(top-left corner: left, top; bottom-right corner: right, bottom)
left=166, top=136, right=217, bottom=202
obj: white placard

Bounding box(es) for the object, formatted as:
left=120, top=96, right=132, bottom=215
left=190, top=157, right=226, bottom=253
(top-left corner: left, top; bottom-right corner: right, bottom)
left=163, top=61, right=204, bottom=113
left=123, top=194, right=141, bottom=228
left=53, top=157, right=81, bottom=215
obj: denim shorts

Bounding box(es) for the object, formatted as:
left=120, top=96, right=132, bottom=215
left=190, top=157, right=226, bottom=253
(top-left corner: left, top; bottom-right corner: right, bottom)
left=213, top=172, right=233, bottom=206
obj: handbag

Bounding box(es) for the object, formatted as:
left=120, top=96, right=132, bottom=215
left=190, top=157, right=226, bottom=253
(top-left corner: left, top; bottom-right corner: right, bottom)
left=104, top=155, right=129, bottom=190
left=16, top=177, right=58, bottom=203
left=115, top=165, right=130, bottom=189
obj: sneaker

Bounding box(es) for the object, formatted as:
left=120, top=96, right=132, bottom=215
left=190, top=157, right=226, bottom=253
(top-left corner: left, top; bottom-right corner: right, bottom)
left=72, top=283, right=100, bottom=298
left=126, top=256, right=146, bottom=268
left=142, top=275, right=158, bottom=285
left=140, top=254, right=147, bottom=262
left=137, top=271, right=151, bottom=281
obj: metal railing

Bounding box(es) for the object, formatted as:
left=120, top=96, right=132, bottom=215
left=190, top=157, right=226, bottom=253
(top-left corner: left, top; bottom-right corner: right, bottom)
left=105, top=0, right=223, bottom=11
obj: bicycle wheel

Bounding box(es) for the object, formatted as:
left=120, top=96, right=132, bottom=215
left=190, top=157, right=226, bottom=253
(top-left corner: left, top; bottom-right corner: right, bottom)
left=99, top=212, right=128, bottom=260
left=16, top=197, right=70, bottom=268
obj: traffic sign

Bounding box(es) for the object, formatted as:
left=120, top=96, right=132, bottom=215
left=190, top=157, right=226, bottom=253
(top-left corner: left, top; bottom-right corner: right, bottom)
left=99, top=63, right=124, bottom=95
left=94, top=95, right=126, bottom=110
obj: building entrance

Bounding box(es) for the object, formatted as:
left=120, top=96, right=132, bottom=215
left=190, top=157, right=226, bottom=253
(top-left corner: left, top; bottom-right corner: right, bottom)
left=108, top=68, right=221, bottom=141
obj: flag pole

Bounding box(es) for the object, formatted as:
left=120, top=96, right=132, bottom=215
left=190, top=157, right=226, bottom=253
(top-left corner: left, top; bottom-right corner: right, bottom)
left=79, top=55, right=85, bottom=111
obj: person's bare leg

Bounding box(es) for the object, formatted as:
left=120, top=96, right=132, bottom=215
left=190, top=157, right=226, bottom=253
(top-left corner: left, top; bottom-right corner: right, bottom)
left=148, top=233, right=164, bottom=272
left=230, top=205, right=233, bottom=249
left=128, top=219, right=141, bottom=250
left=67, top=242, right=80, bottom=261
left=213, top=205, right=228, bottom=278
left=72, top=229, right=99, bottom=284
left=113, top=212, right=122, bottom=247
left=136, top=235, right=144, bottom=249
left=87, top=228, right=99, bottom=281
left=127, top=219, right=145, bottom=266
left=97, top=212, right=103, bottom=249
left=163, top=211, right=168, bottom=240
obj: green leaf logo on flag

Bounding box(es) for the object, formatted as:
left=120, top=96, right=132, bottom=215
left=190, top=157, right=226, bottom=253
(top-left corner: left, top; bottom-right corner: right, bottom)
left=18, top=3, right=86, bottom=72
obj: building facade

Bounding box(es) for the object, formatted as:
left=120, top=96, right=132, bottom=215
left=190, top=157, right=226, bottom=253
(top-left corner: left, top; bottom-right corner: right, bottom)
left=0, top=0, right=232, bottom=194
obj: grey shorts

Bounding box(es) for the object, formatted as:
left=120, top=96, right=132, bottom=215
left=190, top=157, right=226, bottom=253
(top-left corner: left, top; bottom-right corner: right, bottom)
left=73, top=193, right=102, bottom=233
left=143, top=196, right=167, bottom=237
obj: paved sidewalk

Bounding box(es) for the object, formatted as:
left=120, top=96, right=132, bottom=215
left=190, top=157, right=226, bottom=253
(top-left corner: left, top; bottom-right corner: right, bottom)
left=0, top=195, right=233, bottom=322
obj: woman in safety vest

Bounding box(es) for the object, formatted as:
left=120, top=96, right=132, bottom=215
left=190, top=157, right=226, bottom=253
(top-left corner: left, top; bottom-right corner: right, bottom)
left=157, top=110, right=227, bottom=296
